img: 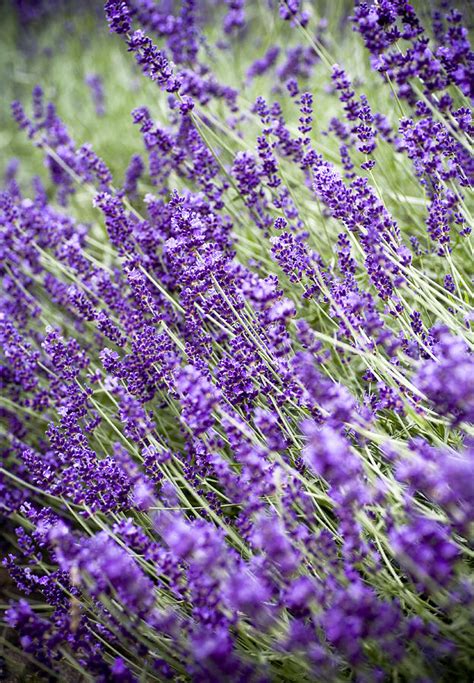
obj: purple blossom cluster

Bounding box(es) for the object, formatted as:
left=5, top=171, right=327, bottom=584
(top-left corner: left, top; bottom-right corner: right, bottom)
left=351, top=0, right=473, bottom=248
left=1, top=0, right=474, bottom=681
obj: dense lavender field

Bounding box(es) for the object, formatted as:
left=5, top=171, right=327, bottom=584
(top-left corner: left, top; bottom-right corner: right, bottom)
left=0, top=0, right=473, bottom=680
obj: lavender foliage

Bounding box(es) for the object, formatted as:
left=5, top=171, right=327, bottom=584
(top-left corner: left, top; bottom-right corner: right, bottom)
left=1, top=1, right=473, bottom=681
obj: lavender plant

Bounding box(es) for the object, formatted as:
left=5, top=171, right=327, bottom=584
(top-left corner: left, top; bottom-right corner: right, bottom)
left=1, top=1, right=473, bottom=681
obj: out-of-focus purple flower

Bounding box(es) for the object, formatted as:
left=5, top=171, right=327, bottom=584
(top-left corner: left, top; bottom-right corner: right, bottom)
left=223, top=0, right=245, bottom=34
left=395, top=438, right=474, bottom=534
left=301, top=421, right=361, bottom=487
left=110, top=657, right=136, bottom=682
left=279, top=0, right=309, bottom=28
left=322, top=579, right=404, bottom=666
left=414, top=328, right=474, bottom=425
left=246, top=46, right=280, bottom=81
left=390, top=516, right=459, bottom=591
left=123, top=153, right=144, bottom=197
left=53, top=529, right=156, bottom=617
left=85, top=74, right=105, bottom=116
left=252, top=512, right=299, bottom=574
left=175, top=365, right=218, bottom=435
